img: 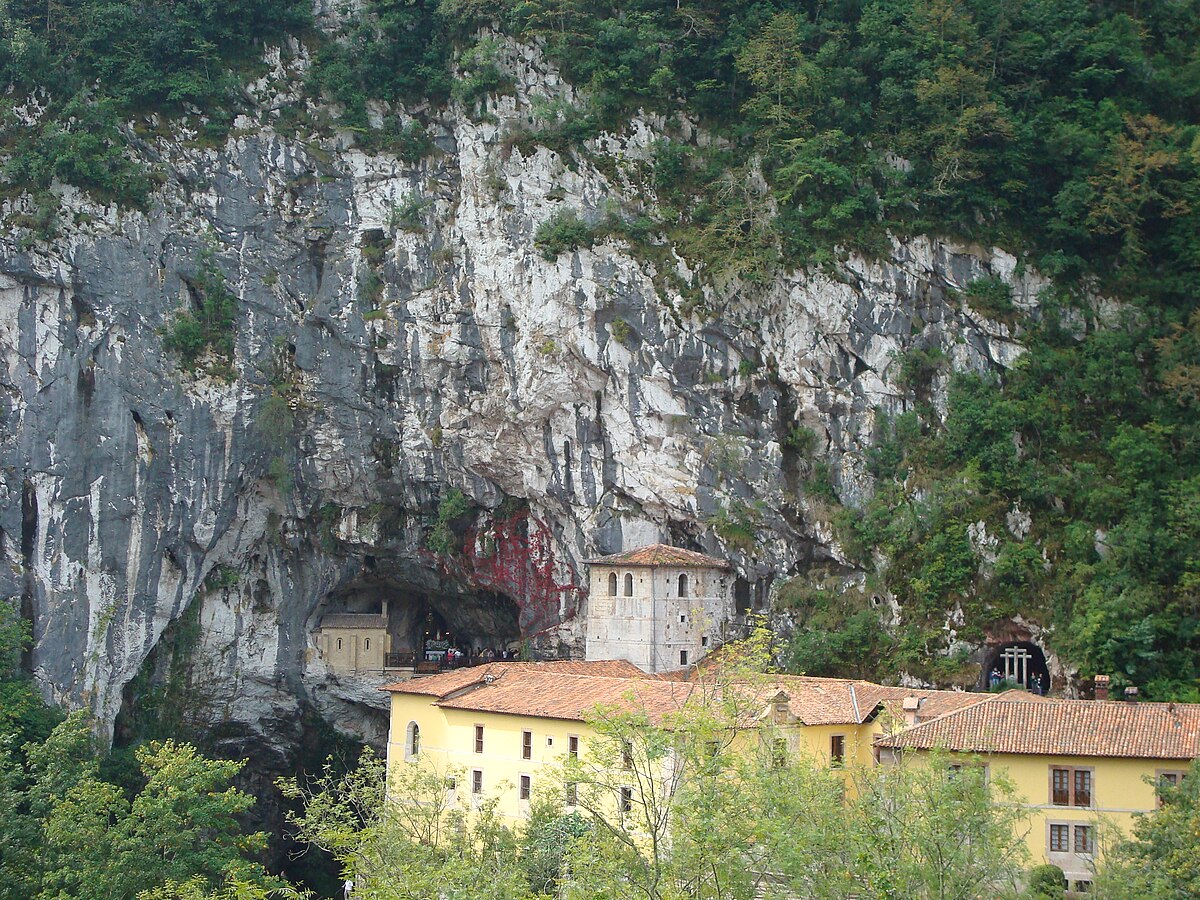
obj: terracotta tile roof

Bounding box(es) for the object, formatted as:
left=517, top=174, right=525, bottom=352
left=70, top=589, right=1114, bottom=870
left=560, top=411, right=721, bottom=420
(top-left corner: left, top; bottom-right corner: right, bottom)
left=380, top=659, right=647, bottom=697
left=319, top=613, right=387, bottom=629
left=432, top=671, right=698, bottom=723
left=875, top=695, right=1200, bottom=760
left=673, top=668, right=988, bottom=726
left=586, top=543, right=730, bottom=569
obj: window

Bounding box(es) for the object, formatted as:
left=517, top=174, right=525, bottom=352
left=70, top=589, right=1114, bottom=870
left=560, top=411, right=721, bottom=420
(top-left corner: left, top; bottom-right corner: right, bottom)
left=1049, top=823, right=1095, bottom=856
left=680, top=613, right=687, bottom=623
left=405, top=721, right=420, bottom=759
left=519, top=774, right=531, bottom=800
left=568, top=735, right=579, bottom=758
left=624, top=573, right=634, bottom=596
left=621, top=740, right=633, bottom=769
left=522, top=730, right=532, bottom=760
left=1073, top=881, right=1093, bottom=893
left=620, top=786, right=633, bottom=815
left=337, top=638, right=343, bottom=651
left=678, top=573, right=688, bottom=597
left=608, top=572, right=617, bottom=595
left=364, top=638, right=370, bottom=650
left=565, top=782, right=577, bottom=806
left=680, top=650, right=689, bottom=666
left=474, top=725, right=484, bottom=754
left=701, top=635, right=709, bottom=648
left=471, top=770, right=483, bottom=794
left=830, top=735, right=845, bottom=767
left=1157, top=769, right=1187, bottom=806
left=1049, top=824, right=1069, bottom=853
left=1051, top=767, right=1093, bottom=807
left=772, top=738, right=788, bottom=768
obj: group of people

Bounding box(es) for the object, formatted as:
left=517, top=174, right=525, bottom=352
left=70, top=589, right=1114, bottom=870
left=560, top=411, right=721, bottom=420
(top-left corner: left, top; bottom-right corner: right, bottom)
left=423, top=644, right=521, bottom=669
left=988, top=666, right=1048, bottom=695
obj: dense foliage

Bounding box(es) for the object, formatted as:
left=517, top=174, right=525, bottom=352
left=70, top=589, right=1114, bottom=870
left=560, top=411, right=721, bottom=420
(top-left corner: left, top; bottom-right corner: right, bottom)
left=0, top=602, right=284, bottom=900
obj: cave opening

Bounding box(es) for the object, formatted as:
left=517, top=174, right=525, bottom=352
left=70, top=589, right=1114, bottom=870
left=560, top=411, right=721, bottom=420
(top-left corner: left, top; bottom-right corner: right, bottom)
left=316, top=572, right=522, bottom=670
left=980, top=641, right=1050, bottom=694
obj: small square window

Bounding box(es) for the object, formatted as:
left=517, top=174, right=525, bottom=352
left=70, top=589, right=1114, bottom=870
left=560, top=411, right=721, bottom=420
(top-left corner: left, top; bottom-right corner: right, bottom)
left=680, top=614, right=687, bottom=623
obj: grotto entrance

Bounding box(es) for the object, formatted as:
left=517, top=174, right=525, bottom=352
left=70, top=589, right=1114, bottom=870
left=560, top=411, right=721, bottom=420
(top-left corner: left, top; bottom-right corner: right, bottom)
left=314, top=573, right=521, bottom=673
left=980, top=641, right=1050, bottom=694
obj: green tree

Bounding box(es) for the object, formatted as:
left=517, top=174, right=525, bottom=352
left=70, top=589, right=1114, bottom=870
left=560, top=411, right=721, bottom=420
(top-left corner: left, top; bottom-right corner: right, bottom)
left=1094, top=765, right=1200, bottom=898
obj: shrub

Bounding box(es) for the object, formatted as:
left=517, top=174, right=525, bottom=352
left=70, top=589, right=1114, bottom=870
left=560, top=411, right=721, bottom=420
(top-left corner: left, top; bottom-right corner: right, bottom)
left=534, top=210, right=597, bottom=260
left=1024, top=864, right=1066, bottom=898
left=426, top=489, right=471, bottom=554
left=164, top=249, right=238, bottom=372
left=964, top=276, right=1016, bottom=321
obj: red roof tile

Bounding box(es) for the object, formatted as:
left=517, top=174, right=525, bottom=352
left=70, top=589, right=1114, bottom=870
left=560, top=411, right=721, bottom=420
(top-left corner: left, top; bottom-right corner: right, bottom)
left=875, top=696, right=1200, bottom=759
left=586, top=543, right=730, bottom=569
left=380, top=659, right=647, bottom=697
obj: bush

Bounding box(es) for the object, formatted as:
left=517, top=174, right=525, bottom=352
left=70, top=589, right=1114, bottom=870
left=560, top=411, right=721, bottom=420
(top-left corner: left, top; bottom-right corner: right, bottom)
left=1024, top=864, right=1066, bottom=898
left=426, top=489, right=471, bottom=554
left=163, top=249, right=238, bottom=372
left=534, top=210, right=597, bottom=260
left=964, top=276, right=1017, bottom=321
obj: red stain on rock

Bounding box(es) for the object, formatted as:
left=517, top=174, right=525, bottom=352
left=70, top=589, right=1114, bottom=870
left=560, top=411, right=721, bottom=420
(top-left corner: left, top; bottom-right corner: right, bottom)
left=437, top=508, right=583, bottom=636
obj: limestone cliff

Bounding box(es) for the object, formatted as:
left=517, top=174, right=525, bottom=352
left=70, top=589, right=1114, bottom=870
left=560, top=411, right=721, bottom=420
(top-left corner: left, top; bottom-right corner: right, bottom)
left=0, top=36, right=1044, bottom=761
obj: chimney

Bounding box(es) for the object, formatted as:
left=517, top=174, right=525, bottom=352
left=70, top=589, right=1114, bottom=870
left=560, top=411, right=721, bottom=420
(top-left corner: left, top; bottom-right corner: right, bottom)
left=1124, top=685, right=1139, bottom=704
left=902, top=696, right=921, bottom=726
left=1094, top=675, right=1110, bottom=702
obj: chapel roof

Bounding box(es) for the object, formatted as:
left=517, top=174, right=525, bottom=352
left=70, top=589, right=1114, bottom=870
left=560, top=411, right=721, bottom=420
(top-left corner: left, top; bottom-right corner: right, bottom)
left=586, top=543, right=730, bottom=569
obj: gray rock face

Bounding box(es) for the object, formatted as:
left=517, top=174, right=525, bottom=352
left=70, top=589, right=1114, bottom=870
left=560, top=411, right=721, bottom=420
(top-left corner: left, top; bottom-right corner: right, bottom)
left=0, top=39, right=1043, bottom=759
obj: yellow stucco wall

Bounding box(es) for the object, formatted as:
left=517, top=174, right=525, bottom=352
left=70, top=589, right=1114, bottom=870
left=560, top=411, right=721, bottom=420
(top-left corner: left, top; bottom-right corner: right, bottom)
left=890, top=749, right=1186, bottom=885
left=388, top=692, right=602, bottom=820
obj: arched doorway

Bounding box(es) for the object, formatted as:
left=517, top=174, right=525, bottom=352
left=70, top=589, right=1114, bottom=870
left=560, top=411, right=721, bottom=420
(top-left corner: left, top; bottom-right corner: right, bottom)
left=981, top=641, right=1050, bottom=693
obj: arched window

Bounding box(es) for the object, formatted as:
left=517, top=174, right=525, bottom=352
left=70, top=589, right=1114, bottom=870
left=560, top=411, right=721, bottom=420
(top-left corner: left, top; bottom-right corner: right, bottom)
left=608, top=572, right=618, bottom=596
left=406, top=721, right=421, bottom=759
left=337, top=638, right=343, bottom=651
left=624, top=573, right=634, bottom=596
left=364, top=638, right=371, bottom=651
left=678, top=573, right=688, bottom=598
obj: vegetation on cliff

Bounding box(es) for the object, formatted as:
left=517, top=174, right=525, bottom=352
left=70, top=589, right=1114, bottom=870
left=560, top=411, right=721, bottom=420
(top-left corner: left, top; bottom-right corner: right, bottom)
left=3, top=0, right=1200, bottom=696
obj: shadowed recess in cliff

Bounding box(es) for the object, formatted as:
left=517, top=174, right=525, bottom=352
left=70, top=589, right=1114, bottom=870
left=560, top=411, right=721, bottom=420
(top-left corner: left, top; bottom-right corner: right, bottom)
left=315, top=569, right=521, bottom=661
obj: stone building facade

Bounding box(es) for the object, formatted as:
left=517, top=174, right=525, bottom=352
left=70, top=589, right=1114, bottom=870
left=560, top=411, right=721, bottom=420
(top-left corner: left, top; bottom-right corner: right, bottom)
left=584, top=544, right=732, bottom=673
left=314, top=612, right=390, bottom=672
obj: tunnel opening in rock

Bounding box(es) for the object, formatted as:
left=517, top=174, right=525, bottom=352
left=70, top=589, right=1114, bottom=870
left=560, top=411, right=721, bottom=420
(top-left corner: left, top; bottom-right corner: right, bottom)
left=980, top=641, right=1050, bottom=693
left=314, top=571, right=522, bottom=672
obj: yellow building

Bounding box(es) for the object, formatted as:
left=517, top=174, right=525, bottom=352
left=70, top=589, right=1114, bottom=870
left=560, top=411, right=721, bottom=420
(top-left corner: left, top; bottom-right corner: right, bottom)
left=875, top=693, right=1200, bottom=892
left=383, top=662, right=984, bottom=819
